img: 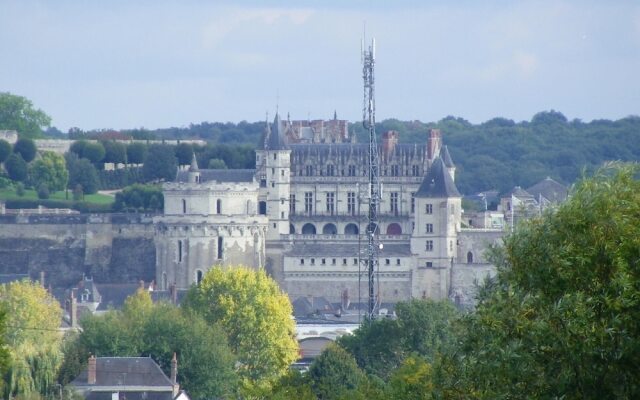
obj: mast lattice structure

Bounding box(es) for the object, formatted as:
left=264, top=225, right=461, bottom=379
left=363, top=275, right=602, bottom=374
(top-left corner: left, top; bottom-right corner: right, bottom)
left=361, top=38, right=380, bottom=322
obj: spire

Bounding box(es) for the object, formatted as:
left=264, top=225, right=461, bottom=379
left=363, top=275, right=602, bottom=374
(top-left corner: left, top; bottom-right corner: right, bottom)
left=265, top=112, right=288, bottom=150
left=415, top=158, right=461, bottom=198
left=440, top=145, right=455, bottom=168
left=188, top=152, right=199, bottom=172
left=334, top=110, right=337, bottom=120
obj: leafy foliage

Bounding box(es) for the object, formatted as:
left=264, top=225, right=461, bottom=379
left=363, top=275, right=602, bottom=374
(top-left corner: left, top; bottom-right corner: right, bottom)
left=13, top=138, right=37, bottom=163
left=66, top=153, right=99, bottom=194
left=183, top=266, right=298, bottom=390
left=308, top=344, right=370, bottom=400
left=0, top=139, right=11, bottom=163
left=142, top=144, right=177, bottom=182
left=0, top=92, right=51, bottom=138
left=174, top=142, right=193, bottom=166
left=4, top=153, right=28, bottom=182
left=113, top=184, right=163, bottom=212
left=101, top=140, right=127, bottom=164
left=0, top=280, right=63, bottom=399
left=69, top=290, right=238, bottom=399
left=126, top=142, right=147, bottom=164
left=439, top=163, right=640, bottom=399
left=29, top=151, right=68, bottom=192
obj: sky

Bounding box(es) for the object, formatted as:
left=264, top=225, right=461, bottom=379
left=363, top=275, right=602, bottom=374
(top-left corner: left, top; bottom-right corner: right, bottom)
left=1, top=0, right=639, bottom=131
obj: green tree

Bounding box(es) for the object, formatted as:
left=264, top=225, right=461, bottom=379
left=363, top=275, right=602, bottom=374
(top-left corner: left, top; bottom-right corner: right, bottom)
left=4, top=153, right=28, bottom=182
left=386, top=356, right=434, bottom=400
left=74, top=290, right=238, bottom=399
left=207, top=158, right=227, bottom=169
left=29, top=151, right=69, bottom=192
left=69, top=140, right=88, bottom=158
left=175, top=143, right=193, bottom=166
left=0, top=307, right=9, bottom=395
left=440, top=163, right=640, bottom=399
left=126, top=142, right=147, bottom=164
left=114, top=184, right=163, bottom=212
left=308, top=344, right=369, bottom=400
left=0, top=139, right=11, bottom=163
left=0, top=92, right=51, bottom=138
left=142, top=144, right=177, bottom=182
left=102, top=141, right=127, bottom=165
left=81, top=142, right=105, bottom=164
left=183, top=266, right=298, bottom=391
left=13, top=138, right=37, bottom=163
left=66, top=153, right=99, bottom=194
left=0, top=280, right=63, bottom=399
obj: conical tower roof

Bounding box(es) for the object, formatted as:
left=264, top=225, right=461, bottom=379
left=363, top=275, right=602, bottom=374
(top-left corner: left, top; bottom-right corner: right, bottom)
left=188, top=152, right=199, bottom=172
left=265, top=113, right=288, bottom=150
left=440, top=145, right=455, bottom=168
left=415, top=158, right=461, bottom=198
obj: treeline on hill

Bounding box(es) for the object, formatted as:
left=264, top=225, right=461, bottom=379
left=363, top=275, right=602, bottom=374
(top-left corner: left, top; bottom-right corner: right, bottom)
left=96, top=110, right=638, bottom=194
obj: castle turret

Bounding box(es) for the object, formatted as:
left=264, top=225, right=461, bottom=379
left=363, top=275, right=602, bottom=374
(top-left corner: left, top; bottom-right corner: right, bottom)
left=187, top=152, right=200, bottom=183
left=410, top=157, right=461, bottom=299
left=264, top=113, right=291, bottom=240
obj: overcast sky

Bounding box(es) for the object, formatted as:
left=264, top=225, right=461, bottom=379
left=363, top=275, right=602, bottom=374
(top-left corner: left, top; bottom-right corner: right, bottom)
left=1, top=0, right=639, bottom=131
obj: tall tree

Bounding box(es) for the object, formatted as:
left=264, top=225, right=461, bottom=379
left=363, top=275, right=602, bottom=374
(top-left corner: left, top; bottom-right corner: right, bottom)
left=308, top=344, right=370, bottom=400
left=4, top=153, right=28, bottom=182
left=183, top=266, right=298, bottom=392
left=81, top=142, right=105, bottom=165
left=142, top=144, right=177, bottom=182
left=66, top=153, right=99, bottom=194
left=0, top=280, right=63, bottom=399
left=175, top=142, right=194, bottom=166
left=13, top=138, right=37, bottom=163
left=0, top=92, right=51, bottom=138
left=126, top=142, right=147, bottom=165
left=102, top=140, right=127, bottom=165
left=29, top=151, right=69, bottom=192
left=439, top=163, right=640, bottom=399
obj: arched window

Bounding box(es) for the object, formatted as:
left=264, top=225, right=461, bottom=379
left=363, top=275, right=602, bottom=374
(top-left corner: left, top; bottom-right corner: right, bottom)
left=216, top=199, right=222, bottom=214
left=196, top=270, right=203, bottom=284
left=467, top=251, right=474, bottom=264
left=182, top=199, right=186, bottom=214
left=322, top=223, right=337, bottom=235
left=217, top=237, right=224, bottom=259
left=344, top=223, right=359, bottom=235
left=301, top=223, right=316, bottom=235
left=386, top=223, right=402, bottom=235
left=259, top=201, right=267, bottom=215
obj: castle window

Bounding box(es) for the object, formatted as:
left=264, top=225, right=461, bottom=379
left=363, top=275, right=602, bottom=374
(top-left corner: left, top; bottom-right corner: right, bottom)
left=391, top=165, right=399, bottom=177
left=348, top=165, right=356, bottom=176
left=196, top=270, right=203, bottom=285
left=259, top=201, right=267, bottom=215
left=321, top=258, right=326, bottom=265
left=412, top=222, right=415, bottom=232
left=260, top=178, right=266, bottom=187
left=311, top=258, right=315, bottom=265
left=385, top=259, right=390, bottom=265
left=426, top=240, right=434, bottom=251
left=304, top=192, right=313, bottom=215
left=273, top=153, right=276, bottom=160
left=326, top=192, right=335, bottom=215
left=353, top=258, right=358, bottom=265
left=450, top=240, right=454, bottom=252
left=305, top=165, right=314, bottom=176
left=281, top=170, right=284, bottom=176
left=271, top=182, right=275, bottom=188
left=411, top=193, right=416, bottom=213
left=347, top=192, right=356, bottom=215
left=217, top=237, right=223, bottom=259
left=332, top=258, right=336, bottom=265
left=343, top=258, right=347, bottom=265
left=178, top=240, right=183, bottom=262
left=301, top=259, right=305, bottom=265
left=426, top=261, right=433, bottom=268
left=290, top=194, right=296, bottom=214
left=412, top=165, right=420, bottom=176
left=281, top=212, right=284, bottom=219
left=467, top=251, right=474, bottom=264
left=271, top=168, right=275, bottom=175
left=426, top=223, right=433, bottom=233
left=396, top=258, right=401, bottom=265
left=426, top=204, right=433, bottom=214
left=390, top=192, right=399, bottom=215
left=216, top=199, right=222, bottom=214
left=182, top=199, right=186, bottom=214
left=327, top=164, right=335, bottom=176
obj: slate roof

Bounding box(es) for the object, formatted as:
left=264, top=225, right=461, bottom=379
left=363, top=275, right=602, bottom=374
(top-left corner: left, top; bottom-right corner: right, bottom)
left=526, top=177, right=568, bottom=203
left=292, top=296, right=335, bottom=316
left=415, top=158, right=461, bottom=198
left=72, top=357, right=173, bottom=387
left=287, top=242, right=412, bottom=257
left=175, top=169, right=256, bottom=183
left=188, top=153, right=199, bottom=172
left=94, top=284, right=139, bottom=311
left=503, top=186, right=534, bottom=199
left=265, top=113, right=288, bottom=150
left=440, top=145, right=455, bottom=168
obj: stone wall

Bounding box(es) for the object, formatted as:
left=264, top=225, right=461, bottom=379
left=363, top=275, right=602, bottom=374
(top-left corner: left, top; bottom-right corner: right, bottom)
left=0, top=214, right=156, bottom=288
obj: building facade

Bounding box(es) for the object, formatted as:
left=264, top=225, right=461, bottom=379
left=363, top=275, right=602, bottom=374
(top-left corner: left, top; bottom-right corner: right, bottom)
left=156, top=114, right=505, bottom=309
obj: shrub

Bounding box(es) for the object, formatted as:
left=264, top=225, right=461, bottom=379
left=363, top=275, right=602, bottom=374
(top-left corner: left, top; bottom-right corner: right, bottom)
left=37, top=183, right=50, bottom=199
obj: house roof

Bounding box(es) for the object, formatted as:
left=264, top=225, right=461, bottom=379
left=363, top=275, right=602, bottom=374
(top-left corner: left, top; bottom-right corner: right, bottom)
left=93, top=284, right=139, bottom=311
left=72, top=357, right=173, bottom=388
left=503, top=186, right=534, bottom=199
left=415, top=158, right=461, bottom=198
left=526, top=177, right=568, bottom=203
left=85, top=392, right=173, bottom=400
left=175, top=169, right=256, bottom=184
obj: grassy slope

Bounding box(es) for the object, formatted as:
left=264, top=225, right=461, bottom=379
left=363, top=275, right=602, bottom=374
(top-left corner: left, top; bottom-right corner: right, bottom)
left=0, top=188, right=114, bottom=205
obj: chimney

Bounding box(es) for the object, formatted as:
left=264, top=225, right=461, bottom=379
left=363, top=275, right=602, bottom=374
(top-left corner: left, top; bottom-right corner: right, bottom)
left=381, top=130, right=399, bottom=158
left=70, top=292, right=78, bottom=329
left=88, top=355, right=97, bottom=384
left=39, top=271, right=45, bottom=288
left=171, top=353, right=180, bottom=397
left=427, top=129, right=442, bottom=163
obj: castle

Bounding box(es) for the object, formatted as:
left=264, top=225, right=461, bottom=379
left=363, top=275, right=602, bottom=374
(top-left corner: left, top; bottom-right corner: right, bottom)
left=155, top=114, right=505, bottom=309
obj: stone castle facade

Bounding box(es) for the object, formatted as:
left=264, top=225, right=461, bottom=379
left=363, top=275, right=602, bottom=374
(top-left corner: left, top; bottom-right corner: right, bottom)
left=155, top=114, right=505, bottom=309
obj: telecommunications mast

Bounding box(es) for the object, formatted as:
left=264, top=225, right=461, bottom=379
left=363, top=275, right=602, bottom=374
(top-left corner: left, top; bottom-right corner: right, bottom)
left=361, top=37, right=380, bottom=322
